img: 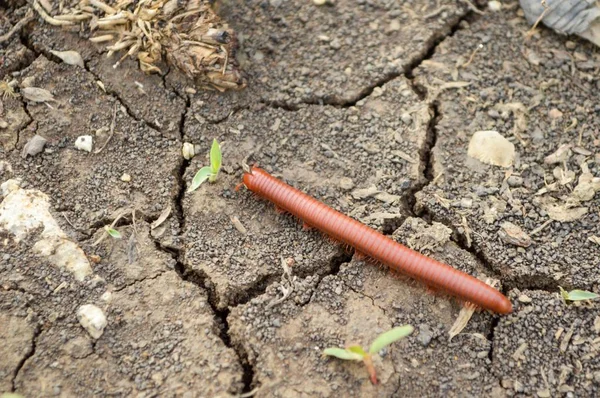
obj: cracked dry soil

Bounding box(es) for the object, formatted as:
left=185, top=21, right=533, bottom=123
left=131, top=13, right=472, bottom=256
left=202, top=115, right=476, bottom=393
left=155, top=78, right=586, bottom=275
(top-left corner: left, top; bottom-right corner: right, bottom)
left=2, top=0, right=600, bottom=397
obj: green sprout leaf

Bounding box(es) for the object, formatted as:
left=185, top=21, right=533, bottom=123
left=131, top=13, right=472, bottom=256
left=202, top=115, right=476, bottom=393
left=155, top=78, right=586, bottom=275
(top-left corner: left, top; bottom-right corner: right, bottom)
left=323, top=347, right=364, bottom=361
left=346, top=345, right=367, bottom=357
left=560, top=287, right=599, bottom=302
left=188, top=166, right=214, bottom=192
left=104, top=226, right=121, bottom=239
left=369, top=325, right=414, bottom=354
left=209, top=139, right=222, bottom=181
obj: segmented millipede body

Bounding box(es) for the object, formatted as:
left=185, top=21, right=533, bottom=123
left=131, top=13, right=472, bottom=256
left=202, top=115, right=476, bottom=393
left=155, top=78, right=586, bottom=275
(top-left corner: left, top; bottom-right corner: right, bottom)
left=242, top=167, right=512, bottom=315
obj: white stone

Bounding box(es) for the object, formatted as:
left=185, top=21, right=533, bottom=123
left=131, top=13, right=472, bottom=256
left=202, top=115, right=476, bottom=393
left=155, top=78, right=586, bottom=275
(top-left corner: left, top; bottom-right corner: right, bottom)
left=100, top=291, right=112, bottom=302
left=182, top=142, right=195, bottom=160
left=488, top=1, right=502, bottom=11
left=32, top=237, right=92, bottom=281
left=467, top=130, right=515, bottom=167
left=77, top=304, right=107, bottom=339
left=75, top=135, right=93, bottom=152
left=0, top=182, right=92, bottom=280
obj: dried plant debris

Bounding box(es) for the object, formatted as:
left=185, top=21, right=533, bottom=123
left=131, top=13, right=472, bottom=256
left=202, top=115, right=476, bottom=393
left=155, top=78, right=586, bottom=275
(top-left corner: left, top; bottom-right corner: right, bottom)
left=406, top=221, right=452, bottom=253
left=533, top=159, right=600, bottom=223
left=31, top=0, right=246, bottom=91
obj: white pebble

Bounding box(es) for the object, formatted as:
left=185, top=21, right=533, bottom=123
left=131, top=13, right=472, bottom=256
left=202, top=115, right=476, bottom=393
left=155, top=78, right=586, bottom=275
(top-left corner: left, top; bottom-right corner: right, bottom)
left=467, top=131, right=515, bottom=167
left=77, top=304, right=107, bottom=339
left=488, top=1, right=501, bottom=11
left=182, top=142, right=195, bottom=160
left=100, top=291, right=112, bottom=302
left=75, top=136, right=93, bottom=152
left=120, top=173, right=131, bottom=182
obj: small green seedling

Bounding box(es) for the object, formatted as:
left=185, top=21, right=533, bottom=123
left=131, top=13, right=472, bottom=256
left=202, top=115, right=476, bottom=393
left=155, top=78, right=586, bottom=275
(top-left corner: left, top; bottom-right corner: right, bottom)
left=188, top=139, right=222, bottom=192
left=322, top=325, right=414, bottom=384
left=559, top=287, right=599, bottom=304
left=104, top=226, right=122, bottom=239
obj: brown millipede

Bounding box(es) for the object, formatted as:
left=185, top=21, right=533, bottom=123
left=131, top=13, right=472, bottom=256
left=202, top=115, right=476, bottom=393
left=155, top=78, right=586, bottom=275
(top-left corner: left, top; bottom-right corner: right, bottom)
left=241, top=166, right=512, bottom=315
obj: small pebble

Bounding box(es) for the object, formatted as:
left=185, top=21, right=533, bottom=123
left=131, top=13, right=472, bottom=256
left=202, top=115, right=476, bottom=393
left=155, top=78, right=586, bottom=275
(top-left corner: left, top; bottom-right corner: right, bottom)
left=121, top=173, right=131, bottom=182
left=388, top=19, right=401, bottom=32
left=460, top=198, right=473, bottom=208
left=75, top=135, right=93, bottom=152
left=518, top=294, right=532, bottom=303
left=182, top=142, right=195, bottom=160
left=488, top=0, right=501, bottom=11
left=339, top=177, right=354, bottom=190
left=21, top=135, right=47, bottom=158
left=565, top=41, right=577, bottom=50
left=548, top=108, right=563, bottom=119
left=330, top=39, right=341, bottom=50
left=401, top=113, right=412, bottom=125
left=417, top=325, right=433, bottom=347
left=507, top=176, right=523, bottom=187
left=77, top=304, right=107, bottom=339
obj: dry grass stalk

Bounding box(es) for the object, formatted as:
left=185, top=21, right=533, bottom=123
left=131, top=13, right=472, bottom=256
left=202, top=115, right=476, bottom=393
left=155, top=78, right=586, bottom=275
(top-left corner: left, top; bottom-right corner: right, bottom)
left=34, top=0, right=246, bottom=91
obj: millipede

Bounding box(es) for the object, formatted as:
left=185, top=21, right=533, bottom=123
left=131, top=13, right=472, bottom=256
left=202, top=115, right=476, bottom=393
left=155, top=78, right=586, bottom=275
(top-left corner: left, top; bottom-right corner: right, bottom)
left=240, top=166, right=512, bottom=315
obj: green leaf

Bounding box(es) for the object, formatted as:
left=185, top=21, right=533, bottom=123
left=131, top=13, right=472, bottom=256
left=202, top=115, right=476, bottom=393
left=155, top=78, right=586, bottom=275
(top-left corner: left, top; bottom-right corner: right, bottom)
left=369, top=325, right=414, bottom=354
left=105, top=226, right=121, bottom=239
left=322, top=347, right=364, bottom=361
left=210, top=139, right=222, bottom=175
left=346, top=345, right=367, bottom=357
left=564, top=289, right=599, bottom=302
left=188, top=166, right=214, bottom=192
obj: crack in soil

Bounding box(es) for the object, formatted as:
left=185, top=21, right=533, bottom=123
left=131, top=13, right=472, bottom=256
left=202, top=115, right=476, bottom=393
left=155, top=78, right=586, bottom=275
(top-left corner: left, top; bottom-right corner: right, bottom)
left=152, top=244, right=256, bottom=393
left=257, top=9, right=472, bottom=110
left=15, top=101, right=35, bottom=150
left=156, top=88, right=258, bottom=393
left=210, top=105, right=249, bottom=125
left=18, top=24, right=167, bottom=135
left=487, top=315, right=500, bottom=363
left=0, top=30, right=37, bottom=79
left=396, top=8, right=511, bottom=378
left=112, top=269, right=167, bottom=292
left=11, top=322, right=41, bottom=392
left=342, top=280, right=387, bottom=316
left=308, top=249, right=354, bottom=305
left=82, top=61, right=165, bottom=132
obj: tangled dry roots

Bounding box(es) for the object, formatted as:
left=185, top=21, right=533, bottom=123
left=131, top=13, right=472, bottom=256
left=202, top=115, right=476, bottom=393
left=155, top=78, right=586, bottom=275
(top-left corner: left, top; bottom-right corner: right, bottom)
left=31, top=0, right=246, bottom=91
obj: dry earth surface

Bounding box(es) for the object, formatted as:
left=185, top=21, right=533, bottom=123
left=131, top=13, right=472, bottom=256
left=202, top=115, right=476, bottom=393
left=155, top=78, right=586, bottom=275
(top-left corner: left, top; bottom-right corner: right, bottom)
left=1, top=0, right=600, bottom=397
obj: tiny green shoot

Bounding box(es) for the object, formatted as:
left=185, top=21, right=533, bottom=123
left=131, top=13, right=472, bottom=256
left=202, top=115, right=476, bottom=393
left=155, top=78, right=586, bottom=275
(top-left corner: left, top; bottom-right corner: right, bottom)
left=104, top=226, right=121, bottom=239
left=189, top=139, right=222, bottom=192
left=559, top=287, right=599, bottom=304
left=322, top=325, right=414, bottom=384
left=209, top=139, right=221, bottom=182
